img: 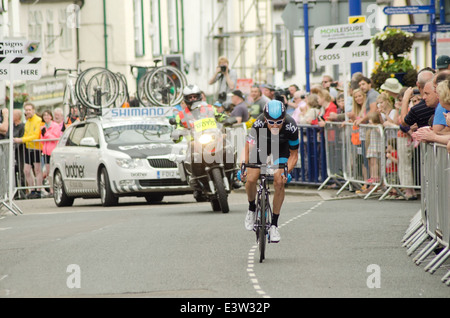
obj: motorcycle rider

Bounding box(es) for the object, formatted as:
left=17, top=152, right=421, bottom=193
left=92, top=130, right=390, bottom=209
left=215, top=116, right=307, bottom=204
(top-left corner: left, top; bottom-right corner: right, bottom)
left=172, top=85, right=228, bottom=134
left=171, top=84, right=233, bottom=201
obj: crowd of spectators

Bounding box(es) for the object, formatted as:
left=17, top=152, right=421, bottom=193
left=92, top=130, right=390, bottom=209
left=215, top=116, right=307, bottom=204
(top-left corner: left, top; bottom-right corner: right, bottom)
left=207, top=55, right=450, bottom=199
left=0, top=103, right=77, bottom=199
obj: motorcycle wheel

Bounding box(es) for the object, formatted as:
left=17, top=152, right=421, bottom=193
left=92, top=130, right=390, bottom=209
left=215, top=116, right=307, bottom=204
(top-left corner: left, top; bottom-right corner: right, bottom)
left=211, top=168, right=229, bottom=213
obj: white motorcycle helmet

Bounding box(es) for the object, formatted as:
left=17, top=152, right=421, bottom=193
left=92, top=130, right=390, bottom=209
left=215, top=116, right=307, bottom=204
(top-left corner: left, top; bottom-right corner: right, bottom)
left=183, top=85, right=203, bottom=108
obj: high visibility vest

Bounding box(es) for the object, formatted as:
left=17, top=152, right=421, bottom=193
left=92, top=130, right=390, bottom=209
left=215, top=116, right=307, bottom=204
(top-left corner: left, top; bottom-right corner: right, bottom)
left=177, top=103, right=216, bottom=129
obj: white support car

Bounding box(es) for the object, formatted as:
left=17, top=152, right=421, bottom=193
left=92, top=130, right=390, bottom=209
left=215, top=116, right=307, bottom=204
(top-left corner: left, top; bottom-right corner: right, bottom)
left=49, top=109, right=191, bottom=207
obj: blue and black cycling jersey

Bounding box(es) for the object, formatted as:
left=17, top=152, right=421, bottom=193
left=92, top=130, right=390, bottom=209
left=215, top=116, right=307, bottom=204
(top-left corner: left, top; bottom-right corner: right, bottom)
left=247, top=114, right=299, bottom=165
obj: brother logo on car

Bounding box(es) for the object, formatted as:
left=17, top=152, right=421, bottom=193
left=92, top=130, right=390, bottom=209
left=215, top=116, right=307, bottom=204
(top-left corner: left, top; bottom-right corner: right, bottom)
left=65, top=163, right=85, bottom=178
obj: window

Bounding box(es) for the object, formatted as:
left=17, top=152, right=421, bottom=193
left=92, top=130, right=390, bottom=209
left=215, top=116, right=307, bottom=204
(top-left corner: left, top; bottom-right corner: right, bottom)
left=134, top=0, right=145, bottom=57
left=59, top=8, right=73, bottom=51
left=67, top=124, right=87, bottom=147
left=28, top=11, right=43, bottom=42
left=150, top=0, right=161, bottom=56
left=84, top=123, right=100, bottom=145
left=46, top=10, right=55, bottom=53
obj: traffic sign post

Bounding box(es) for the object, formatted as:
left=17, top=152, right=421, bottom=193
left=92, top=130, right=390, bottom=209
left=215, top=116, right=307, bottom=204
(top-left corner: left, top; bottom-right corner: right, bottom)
left=2, top=39, right=42, bottom=212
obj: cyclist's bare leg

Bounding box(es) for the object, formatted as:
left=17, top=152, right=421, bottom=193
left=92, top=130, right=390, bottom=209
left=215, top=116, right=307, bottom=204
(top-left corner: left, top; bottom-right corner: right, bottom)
left=272, top=169, right=285, bottom=216
left=245, top=168, right=260, bottom=203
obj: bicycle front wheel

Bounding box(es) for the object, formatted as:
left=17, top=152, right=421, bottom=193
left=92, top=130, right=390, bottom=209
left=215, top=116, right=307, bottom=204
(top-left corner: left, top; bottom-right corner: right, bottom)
left=258, top=193, right=266, bottom=263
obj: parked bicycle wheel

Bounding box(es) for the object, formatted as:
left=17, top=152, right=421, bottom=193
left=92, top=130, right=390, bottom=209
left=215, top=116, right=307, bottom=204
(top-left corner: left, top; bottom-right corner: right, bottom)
left=143, top=66, right=187, bottom=107
left=76, top=67, right=120, bottom=110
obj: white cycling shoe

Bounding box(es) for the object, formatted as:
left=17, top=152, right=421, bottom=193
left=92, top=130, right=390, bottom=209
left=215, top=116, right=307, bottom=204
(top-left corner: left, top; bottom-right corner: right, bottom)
left=244, top=210, right=256, bottom=231
left=269, top=225, right=281, bottom=243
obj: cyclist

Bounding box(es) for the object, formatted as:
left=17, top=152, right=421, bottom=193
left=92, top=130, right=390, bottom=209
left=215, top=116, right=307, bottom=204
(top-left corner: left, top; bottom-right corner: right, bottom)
left=241, top=100, right=299, bottom=242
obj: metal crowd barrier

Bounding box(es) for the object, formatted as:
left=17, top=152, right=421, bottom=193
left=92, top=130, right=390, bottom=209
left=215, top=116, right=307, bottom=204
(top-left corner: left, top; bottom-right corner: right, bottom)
left=320, top=123, right=422, bottom=200
left=402, top=142, right=450, bottom=286
left=0, top=139, right=22, bottom=215
left=292, top=124, right=327, bottom=185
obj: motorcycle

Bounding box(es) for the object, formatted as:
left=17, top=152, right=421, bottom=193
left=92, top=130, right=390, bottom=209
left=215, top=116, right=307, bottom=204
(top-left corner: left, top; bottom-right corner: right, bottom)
left=170, top=116, right=238, bottom=213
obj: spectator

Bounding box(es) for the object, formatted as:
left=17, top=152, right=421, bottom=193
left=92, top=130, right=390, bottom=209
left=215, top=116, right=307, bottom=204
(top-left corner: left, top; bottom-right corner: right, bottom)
left=13, top=110, right=26, bottom=199
left=399, top=69, right=436, bottom=131
left=381, top=78, right=403, bottom=100
left=260, top=84, right=275, bottom=100
left=291, top=91, right=308, bottom=124
left=376, top=92, right=398, bottom=127
left=53, top=107, right=65, bottom=132
left=285, top=84, right=300, bottom=115
left=13, top=103, right=43, bottom=200
left=0, top=107, right=8, bottom=140
left=65, top=107, right=79, bottom=128
left=248, top=85, right=270, bottom=118
left=300, top=94, right=321, bottom=125
left=328, top=93, right=346, bottom=122
left=385, top=139, right=399, bottom=187
left=347, top=88, right=366, bottom=122
left=322, top=75, right=338, bottom=100
left=310, top=87, right=337, bottom=126
left=436, top=55, right=450, bottom=72
left=431, top=70, right=450, bottom=133
left=414, top=78, right=450, bottom=145
left=356, top=77, right=380, bottom=125
left=212, top=101, right=225, bottom=114
left=230, top=90, right=249, bottom=124
left=208, top=56, right=237, bottom=103
left=365, top=112, right=383, bottom=185
left=40, top=109, right=63, bottom=194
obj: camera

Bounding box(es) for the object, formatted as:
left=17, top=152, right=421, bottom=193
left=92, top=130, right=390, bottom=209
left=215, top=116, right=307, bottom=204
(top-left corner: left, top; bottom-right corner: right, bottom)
left=274, top=88, right=290, bottom=104
left=413, top=88, right=420, bottom=95
left=330, top=82, right=338, bottom=88
left=220, top=65, right=227, bottom=73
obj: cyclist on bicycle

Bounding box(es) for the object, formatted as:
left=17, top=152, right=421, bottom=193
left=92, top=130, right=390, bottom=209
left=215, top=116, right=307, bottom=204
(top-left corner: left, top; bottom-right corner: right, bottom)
left=241, top=100, right=299, bottom=242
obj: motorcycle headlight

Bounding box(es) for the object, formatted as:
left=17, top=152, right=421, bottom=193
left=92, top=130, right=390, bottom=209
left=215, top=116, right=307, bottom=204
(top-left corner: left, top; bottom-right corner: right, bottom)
left=116, top=158, right=144, bottom=169
left=198, top=134, right=213, bottom=145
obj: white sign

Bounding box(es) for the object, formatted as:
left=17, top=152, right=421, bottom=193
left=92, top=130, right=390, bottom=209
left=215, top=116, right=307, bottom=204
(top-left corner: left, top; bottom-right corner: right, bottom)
left=314, top=23, right=372, bottom=66
left=0, top=40, right=42, bottom=80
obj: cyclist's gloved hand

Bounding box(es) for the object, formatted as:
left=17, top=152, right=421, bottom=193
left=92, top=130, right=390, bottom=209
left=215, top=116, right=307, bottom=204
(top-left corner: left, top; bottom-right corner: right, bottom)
left=282, top=173, right=292, bottom=184
left=237, top=170, right=242, bottom=182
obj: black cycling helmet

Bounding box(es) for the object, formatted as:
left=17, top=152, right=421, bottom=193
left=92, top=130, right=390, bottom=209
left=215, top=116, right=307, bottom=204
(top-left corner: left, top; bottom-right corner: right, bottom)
left=183, top=85, right=202, bottom=107
left=264, top=100, right=286, bottom=121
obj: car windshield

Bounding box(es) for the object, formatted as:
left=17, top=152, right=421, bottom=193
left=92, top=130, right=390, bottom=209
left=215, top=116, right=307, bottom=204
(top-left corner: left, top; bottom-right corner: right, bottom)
left=103, top=123, right=173, bottom=145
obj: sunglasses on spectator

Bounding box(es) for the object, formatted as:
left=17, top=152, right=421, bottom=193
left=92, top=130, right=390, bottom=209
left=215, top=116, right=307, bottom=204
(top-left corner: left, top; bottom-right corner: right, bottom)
left=267, top=119, right=284, bottom=125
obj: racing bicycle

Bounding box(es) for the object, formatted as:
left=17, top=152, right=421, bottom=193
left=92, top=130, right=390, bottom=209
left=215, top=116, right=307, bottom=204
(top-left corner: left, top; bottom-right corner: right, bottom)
left=240, top=163, right=288, bottom=263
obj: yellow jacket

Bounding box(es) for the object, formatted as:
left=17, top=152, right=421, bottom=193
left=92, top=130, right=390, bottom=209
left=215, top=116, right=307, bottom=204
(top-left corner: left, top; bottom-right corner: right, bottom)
left=22, top=114, right=43, bottom=150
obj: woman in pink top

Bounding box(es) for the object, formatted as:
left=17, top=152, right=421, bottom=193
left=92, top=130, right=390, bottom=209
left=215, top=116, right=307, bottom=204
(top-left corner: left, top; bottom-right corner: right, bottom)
left=41, top=110, right=63, bottom=190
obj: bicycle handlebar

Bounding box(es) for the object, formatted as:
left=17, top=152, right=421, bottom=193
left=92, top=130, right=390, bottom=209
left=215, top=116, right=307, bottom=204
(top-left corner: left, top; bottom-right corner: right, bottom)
left=238, top=162, right=290, bottom=183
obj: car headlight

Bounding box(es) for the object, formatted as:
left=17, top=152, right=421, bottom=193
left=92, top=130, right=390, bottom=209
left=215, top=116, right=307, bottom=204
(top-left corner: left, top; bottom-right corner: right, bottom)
left=198, top=134, right=213, bottom=145
left=115, top=158, right=144, bottom=169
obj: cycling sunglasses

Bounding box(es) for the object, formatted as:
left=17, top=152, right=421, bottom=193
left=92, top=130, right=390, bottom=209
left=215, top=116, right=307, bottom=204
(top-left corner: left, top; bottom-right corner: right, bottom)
left=266, top=119, right=284, bottom=125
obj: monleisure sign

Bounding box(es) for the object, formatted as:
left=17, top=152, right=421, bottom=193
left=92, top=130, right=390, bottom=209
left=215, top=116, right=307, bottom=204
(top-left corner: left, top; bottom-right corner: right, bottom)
left=314, top=23, right=372, bottom=66
left=0, top=40, right=42, bottom=80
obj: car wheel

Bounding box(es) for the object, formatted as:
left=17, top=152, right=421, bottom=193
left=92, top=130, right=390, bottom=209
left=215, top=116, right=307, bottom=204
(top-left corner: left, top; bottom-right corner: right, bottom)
left=98, top=167, right=118, bottom=207
left=53, top=170, right=74, bottom=207
left=145, top=193, right=164, bottom=203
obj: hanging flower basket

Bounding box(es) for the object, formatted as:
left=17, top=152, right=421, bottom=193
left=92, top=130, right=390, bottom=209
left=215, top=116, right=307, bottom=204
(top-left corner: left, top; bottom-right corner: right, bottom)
left=370, top=28, right=417, bottom=90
